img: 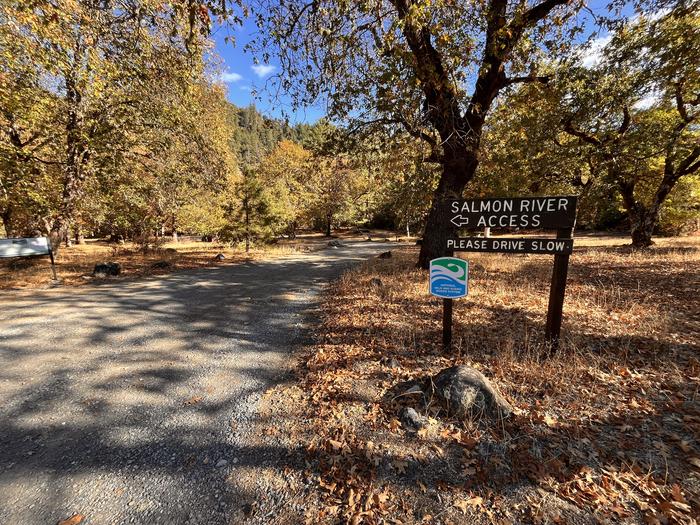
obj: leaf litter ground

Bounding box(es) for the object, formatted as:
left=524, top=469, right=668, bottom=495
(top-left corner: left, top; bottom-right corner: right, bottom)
left=242, top=235, right=700, bottom=525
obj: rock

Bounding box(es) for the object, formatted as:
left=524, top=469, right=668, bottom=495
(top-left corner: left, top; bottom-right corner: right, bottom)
left=93, top=262, right=120, bottom=277
left=215, top=459, right=228, bottom=468
left=378, top=251, right=392, bottom=259
left=214, top=253, right=226, bottom=260
left=370, top=278, right=383, bottom=287
left=388, top=357, right=401, bottom=370
left=432, top=365, right=512, bottom=419
left=150, top=260, right=171, bottom=270
left=400, top=407, right=426, bottom=432
left=327, top=240, right=343, bottom=248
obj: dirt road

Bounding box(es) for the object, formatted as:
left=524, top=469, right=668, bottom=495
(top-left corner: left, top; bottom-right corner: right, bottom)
left=0, top=241, right=391, bottom=524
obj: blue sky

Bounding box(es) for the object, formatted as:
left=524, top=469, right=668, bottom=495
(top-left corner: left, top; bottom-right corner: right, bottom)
left=210, top=0, right=632, bottom=124
left=210, top=17, right=326, bottom=124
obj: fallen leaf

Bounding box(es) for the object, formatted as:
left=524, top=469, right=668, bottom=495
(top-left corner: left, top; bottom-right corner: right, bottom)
left=392, top=459, right=408, bottom=474
left=57, top=515, right=85, bottom=525
left=183, top=395, right=203, bottom=406
left=328, top=439, right=343, bottom=451
left=670, top=484, right=686, bottom=504
left=454, top=496, right=483, bottom=514
left=544, top=414, right=557, bottom=428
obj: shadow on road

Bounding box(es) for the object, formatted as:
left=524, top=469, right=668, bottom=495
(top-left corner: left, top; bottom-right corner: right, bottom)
left=0, top=242, right=392, bottom=524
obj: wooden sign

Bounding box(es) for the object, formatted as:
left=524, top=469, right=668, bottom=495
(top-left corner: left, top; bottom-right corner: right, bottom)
left=438, top=195, right=578, bottom=351
left=448, top=196, right=577, bottom=230
left=446, top=237, right=573, bottom=254
left=0, top=237, right=56, bottom=280
left=0, top=237, right=50, bottom=258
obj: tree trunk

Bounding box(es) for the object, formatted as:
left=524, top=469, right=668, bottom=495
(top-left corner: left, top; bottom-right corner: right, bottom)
left=630, top=208, right=656, bottom=248
left=325, top=212, right=332, bottom=237
left=418, top=150, right=479, bottom=268
left=618, top=167, right=681, bottom=248
left=50, top=56, right=87, bottom=255
left=244, top=197, right=250, bottom=253
left=74, top=222, right=85, bottom=244
left=64, top=225, right=73, bottom=248
left=171, top=215, right=178, bottom=243
left=1, top=208, right=13, bottom=237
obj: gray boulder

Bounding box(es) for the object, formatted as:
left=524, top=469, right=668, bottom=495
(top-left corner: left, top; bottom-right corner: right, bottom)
left=432, top=366, right=512, bottom=419
left=400, top=407, right=426, bottom=432
left=93, top=262, right=120, bottom=277
left=327, top=240, right=343, bottom=248
left=214, top=253, right=226, bottom=260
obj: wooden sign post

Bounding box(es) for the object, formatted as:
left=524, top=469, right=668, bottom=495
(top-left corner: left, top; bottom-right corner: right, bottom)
left=429, top=253, right=466, bottom=349
left=438, top=196, right=577, bottom=351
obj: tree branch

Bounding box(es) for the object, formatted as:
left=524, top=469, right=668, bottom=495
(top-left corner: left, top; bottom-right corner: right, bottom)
left=677, top=145, right=700, bottom=177
left=675, top=81, right=698, bottom=124
left=390, top=0, right=463, bottom=141
left=618, top=105, right=631, bottom=135
left=520, top=0, right=570, bottom=27
left=561, top=117, right=602, bottom=146
left=396, top=114, right=440, bottom=149
left=504, top=74, right=551, bottom=86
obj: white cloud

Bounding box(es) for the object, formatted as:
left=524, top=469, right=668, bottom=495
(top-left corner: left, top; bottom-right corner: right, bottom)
left=580, top=35, right=611, bottom=68
left=221, top=71, right=243, bottom=83
left=240, top=85, right=251, bottom=91
left=251, top=64, right=276, bottom=78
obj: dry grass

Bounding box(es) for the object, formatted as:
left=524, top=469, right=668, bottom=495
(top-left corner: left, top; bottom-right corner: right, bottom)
left=0, top=229, right=393, bottom=290
left=261, top=234, right=700, bottom=524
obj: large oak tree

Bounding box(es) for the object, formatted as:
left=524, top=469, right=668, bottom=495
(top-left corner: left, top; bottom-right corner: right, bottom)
left=560, top=4, right=700, bottom=246
left=250, top=0, right=597, bottom=266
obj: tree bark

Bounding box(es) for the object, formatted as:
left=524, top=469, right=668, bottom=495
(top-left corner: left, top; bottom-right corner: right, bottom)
left=325, top=212, right=332, bottom=237
left=1, top=208, right=14, bottom=237
left=418, top=148, right=480, bottom=268
left=395, top=0, right=568, bottom=268
left=74, top=223, right=85, bottom=245
left=244, top=196, right=250, bottom=253
left=50, top=48, right=88, bottom=254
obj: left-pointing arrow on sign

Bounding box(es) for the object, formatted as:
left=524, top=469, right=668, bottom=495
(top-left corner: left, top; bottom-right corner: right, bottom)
left=450, top=215, right=469, bottom=227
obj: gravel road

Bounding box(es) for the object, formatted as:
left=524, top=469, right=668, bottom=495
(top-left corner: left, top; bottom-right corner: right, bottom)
left=0, top=241, right=392, bottom=525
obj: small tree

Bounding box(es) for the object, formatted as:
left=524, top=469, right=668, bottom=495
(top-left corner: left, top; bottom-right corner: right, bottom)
left=258, top=140, right=313, bottom=238
left=221, top=166, right=278, bottom=251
